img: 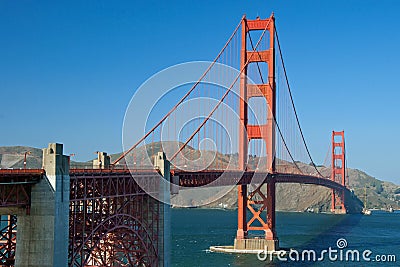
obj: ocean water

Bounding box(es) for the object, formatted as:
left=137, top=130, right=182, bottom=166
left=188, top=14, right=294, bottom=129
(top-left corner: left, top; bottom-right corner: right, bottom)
left=171, top=209, right=400, bottom=266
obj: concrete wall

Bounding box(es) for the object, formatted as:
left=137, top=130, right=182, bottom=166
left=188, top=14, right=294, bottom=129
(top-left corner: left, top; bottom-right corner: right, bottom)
left=154, top=152, right=171, bottom=267
left=15, top=143, right=70, bottom=267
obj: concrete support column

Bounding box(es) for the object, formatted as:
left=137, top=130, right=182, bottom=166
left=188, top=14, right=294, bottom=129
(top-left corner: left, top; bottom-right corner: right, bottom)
left=93, top=151, right=110, bottom=169
left=154, top=152, right=171, bottom=267
left=15, top=143, right=70, bottom=267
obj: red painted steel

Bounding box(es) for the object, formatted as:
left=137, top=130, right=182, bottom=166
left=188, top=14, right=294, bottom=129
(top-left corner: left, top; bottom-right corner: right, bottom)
left=0, top=215, right=16, bottom=266
left=331, top=131, right=347, bottom=212
left=237, top=14, right=277, bottom=241
left=0, top=169, right=45, bottom=176
left=174, top=170, right=348, bottom=191
left=69, top=170, right=162, bottom=267
left=0, top=169, right=42, bottom=210
left=0, top=168, right=163, bottom=266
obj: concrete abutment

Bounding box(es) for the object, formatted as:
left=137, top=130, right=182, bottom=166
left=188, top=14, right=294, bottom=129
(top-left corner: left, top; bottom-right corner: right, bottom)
left=15, top=143, right=70, bottom=267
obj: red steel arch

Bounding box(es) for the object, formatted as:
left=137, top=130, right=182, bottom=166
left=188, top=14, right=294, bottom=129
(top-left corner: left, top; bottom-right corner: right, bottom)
left=76, top=214, right=158, bottom=266
left=69, top=170, right=162, bottom=267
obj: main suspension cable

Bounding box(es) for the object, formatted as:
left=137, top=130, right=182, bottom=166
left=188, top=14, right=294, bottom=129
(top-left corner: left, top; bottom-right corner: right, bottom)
left=247, top=28, right=303, bottom=174
left=113, top=18, right=244, bottom=165
left=274, top=25, right=324, bottom=178
left=170, top=19, right=272, bottom=162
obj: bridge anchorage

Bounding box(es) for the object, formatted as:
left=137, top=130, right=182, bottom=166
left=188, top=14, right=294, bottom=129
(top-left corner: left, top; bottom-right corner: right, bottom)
left=0, top=145, right=170, bottom=267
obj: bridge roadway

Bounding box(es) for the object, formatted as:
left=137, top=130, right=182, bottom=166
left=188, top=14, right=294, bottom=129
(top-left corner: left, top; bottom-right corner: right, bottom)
left=174, top=170, right=348, bottom=191
left=0, top=169, right=44, bottom=211
left=0, top=167, right=348, bottom=193
left=71, top=168, right=348, bottom=193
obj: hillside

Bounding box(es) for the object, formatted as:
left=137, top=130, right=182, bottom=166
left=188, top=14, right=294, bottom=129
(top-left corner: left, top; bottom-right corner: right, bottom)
left=0, top=146, right=86, bottom=169
left=0, top=146, right=43, bottom=169
left=1, top=144, right=399, bottom=212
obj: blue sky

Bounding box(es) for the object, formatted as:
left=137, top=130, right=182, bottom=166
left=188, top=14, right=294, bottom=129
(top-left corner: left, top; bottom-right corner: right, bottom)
left=1, top=0, right=400, bottom=184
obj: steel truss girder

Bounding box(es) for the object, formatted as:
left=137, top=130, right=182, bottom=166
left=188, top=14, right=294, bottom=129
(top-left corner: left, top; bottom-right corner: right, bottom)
left=69, top=172, right=161, bottom=267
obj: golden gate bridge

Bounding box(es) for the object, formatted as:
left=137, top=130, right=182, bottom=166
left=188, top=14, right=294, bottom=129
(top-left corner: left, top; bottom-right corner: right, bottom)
left=0, top=14, right=350, bottom=266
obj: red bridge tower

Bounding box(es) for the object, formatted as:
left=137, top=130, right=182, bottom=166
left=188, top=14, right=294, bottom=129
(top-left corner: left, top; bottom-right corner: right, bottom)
left=235, top=14, right=278, bottom=251
left=331, top=131, right=347, bottom=214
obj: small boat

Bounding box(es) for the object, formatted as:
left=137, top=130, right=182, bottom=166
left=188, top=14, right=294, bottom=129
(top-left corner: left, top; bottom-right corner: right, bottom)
left=362, top=208, right=371, bottom=215
left=218, top=203, right=228, bottom=210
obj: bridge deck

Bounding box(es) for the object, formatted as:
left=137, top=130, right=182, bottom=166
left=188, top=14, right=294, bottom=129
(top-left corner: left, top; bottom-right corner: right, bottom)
left=70, top=168, right=347, bottom=191
left=0, top=169, right=44, bottom=184
left=0, top=168, right=347, bottom=191
left=174, top=170, right=348, bottom=191
left=0, top=169, right=44, bottom=210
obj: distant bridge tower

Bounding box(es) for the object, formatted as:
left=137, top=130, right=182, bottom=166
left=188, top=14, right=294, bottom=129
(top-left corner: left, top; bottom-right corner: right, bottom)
left=235, top=14, right=278, bottom=251
left=331, top=131, right=347, bottom=214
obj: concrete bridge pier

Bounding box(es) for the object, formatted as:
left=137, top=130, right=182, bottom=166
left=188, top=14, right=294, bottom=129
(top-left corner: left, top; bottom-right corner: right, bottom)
left=93, top=151, right=110, bottom=169
left=15, top=143, right=70, bottom=267
left=154, top=152, right=171, bottom=267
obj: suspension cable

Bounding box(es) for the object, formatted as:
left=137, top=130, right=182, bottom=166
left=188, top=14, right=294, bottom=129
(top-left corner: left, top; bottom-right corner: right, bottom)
left=170, top=19, right=272, bottom=161
left=247, top=24, right=303, bottom=174
left=274, top=25, right=324, bottom=178
left=113, top=17, right=244, bottom=165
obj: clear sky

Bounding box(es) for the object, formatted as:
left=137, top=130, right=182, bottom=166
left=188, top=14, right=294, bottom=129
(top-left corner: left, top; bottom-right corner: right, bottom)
left=1, top=0, right=400, bottom=184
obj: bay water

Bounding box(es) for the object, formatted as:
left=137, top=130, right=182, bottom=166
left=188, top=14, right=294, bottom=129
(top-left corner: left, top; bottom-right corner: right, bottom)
left=171, top=209, right=399, bottom=266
